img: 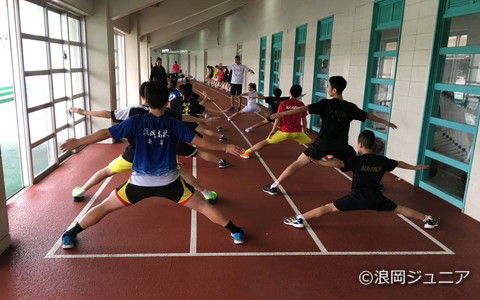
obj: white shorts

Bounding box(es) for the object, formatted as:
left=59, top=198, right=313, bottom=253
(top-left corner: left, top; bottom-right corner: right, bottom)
left=242, top=105, right=261, bottom=113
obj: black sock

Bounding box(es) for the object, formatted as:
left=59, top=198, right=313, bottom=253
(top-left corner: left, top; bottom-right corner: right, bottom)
left=224, top=220, right=243, bottom=234
left=63, top=222, right=84, bottom=237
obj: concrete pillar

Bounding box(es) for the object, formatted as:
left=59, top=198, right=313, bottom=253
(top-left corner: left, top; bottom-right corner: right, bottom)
left=0, top=149, right=11, bottom=255
left=125, top=14, right=141, bottom=106
left=85, top=0, right=116, bottom=136
left=139, top=36, right=150, bottom=83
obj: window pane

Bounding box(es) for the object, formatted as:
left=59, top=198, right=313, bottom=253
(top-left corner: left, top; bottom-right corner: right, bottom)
left=19, top=0, right=45, bottom=36
left=29, top=108, right=53, bottom=143
left=75, top=122, right=86, bottom=138
left=32, top=138, right=55, bottom=176
left=71, top=72, right=83, bottom=95
left=25, top=75, right=50, bottom=108
left=52, top=73, right=66, bottom=99
left=440, top=54, right=480, bottom=86
left=297, top=43, right=306, bottom=57
left=375, top=56, right=396, bottom=79
left=370, top=84, right=393, bottom=106
left=22, top=39, right=48, bottom=71
left=68, top=17, right=81, bottom=42
left=366, top=109, right=389, bottom=134
left=48, top=10, right=62, bottom=39
left=423, top=158, right=467, bottom=200
left=73, top=97, right=85, bottom=110
left=56, top=128, right=71, bottom=155
left=374, top=137, right=386, bottom=155
left=377, top=28, right=399, bottom=51
left=447, top=13, right=480, bottom=47
left=315, top=76, right=327, bottom=94
left=70, top=45, right=82, bottom=68
left=433, top=90, right=479, bottom=126
left=429, top=124, right=473, bottom=163
left=54, top=101, right=68, bottom=128
left=318, top=59, right=329, bottom=74
left=320, top=40, right=331, bottom=55
left=50, top=42, right=65, bottom=70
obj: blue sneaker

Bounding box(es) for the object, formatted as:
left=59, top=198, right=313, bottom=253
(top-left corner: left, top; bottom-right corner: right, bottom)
left=231, top=231, right=244, bottom=244
left=283, top=216, right=305, bottom=228
left=62, top=234, right=77, bottom=249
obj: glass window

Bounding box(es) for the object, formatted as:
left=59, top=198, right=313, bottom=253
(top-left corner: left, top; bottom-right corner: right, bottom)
left=19, top=0, right=45, bottom=36
left=378, top=28, right=399, bottom=51
left=68, top=17, right=81, bottom=42
left=370, top=84, right=393, bottom=106
left=423, top=158, right=467, bottom=199
left=52, top=73, right=66, bottom=99
left=375, top=56, right=396, bottom=79
left=48, top=11, right=62, bottom=39
left=429, top=124, right=473, bottom=163
left=446, top=13, right=480, bottom=47
left=70, top=45, right=82, bottom=68
left=432, top=90, right=479, bottom=126
left=32, top=138, right=55, bottom=176
left=25, top=75, right=50, bottom=108
left=71, top=72, right=83, bottom=95
left=366, top=109, right=389, bottom=133
left=54, top=101, right=68, bottom=128
left=440, top=54, right=480, bottom=86
left=50, top=43, right=65, bottom=69
left=22, top=39, right=48, bottom=71
left=75, top=122, right=85, bottom=138
left=29, top=108, right=53, bottom=143
left=321, top=40, right=331, bottom=55
left=56, top=128, right=70, bottom=155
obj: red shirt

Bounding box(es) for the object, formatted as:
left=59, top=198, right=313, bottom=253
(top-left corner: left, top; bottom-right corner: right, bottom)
left=172, top=63, right=180, bottom=73
left=278, top=98, right=307, bottom=132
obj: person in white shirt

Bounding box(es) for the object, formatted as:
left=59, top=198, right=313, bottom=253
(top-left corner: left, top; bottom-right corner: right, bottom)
left=226, top=83, right=268, bottom=122
left=222, top=55, right=254, bottom=111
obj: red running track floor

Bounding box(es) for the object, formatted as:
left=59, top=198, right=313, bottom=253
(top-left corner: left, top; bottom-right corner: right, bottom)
left=0, top=81, right=479, bottom=299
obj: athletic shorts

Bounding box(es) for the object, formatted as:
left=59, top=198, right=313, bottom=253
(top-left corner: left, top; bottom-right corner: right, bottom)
left=176, top=140, right=198, bottom=157
left=267, top=131, right=312, bottom=145
left=108, top=155, right=133, bottom=174
left=333, top=194, right=397, bottom=212
left=230, top=84, right=242, bottom=95
left=266, top=115, right=275, bottom=123
left=303, top=141, right=356, bottom=160
left=115, top=177, right=195, bottom=206
left=242, top=105, right=261, bottom=114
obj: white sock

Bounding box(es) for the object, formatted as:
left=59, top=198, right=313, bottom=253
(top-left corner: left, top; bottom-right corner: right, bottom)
left=270, top=181, right=279, bottom=189
left=423, top=215, right=430, bottom=222
left=297, top=214, right=305, bottom=220
left=201, top=189, right=211, bottom=199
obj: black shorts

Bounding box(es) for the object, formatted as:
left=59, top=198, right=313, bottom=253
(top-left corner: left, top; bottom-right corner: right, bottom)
left=115, top=177, right=195, bottom=206
left=333, top=194, right=397, bottom=212
left=176, top=140, right=198, bottom=157
left=266, top=115, right=275, bottom=123
left=303, top=141, right=356, bottom=160
left=230, top=84, right=242, bottom=96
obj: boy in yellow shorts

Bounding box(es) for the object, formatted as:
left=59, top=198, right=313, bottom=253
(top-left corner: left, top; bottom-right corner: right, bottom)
left=240, top=85, right=311, bottom=159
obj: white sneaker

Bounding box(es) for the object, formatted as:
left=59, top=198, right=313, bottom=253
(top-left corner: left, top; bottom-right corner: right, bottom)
left=245, top=127, right=252, bottom=133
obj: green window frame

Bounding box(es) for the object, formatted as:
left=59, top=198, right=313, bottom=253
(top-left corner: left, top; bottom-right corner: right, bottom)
left=362, top=0, right=405, bottom=154
left=293, top=24, right=307, bottom=86
left=417, top=0, right=480, bottom=209
left=258, top=36, right=266, bottom=104
left=310, top=16, right=333, bottom=132
left=269, top=32, right=282, bottom=94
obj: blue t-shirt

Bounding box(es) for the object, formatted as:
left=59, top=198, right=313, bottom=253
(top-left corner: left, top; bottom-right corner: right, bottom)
left=109, top=113, right=195, bottom=176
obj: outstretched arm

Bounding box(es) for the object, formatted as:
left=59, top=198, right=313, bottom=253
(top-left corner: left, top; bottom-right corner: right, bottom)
left=397, top=161, right=429, bottom=170
left=366, top=113, right=397, bottom=129
left=271, top=106, right=309, bottom=119
left=309, top=156, right=345, bottom=168
left=60, top=129, right=112, bottom=152
left=191, top=135, right=242, bottom=156
left=70, top=107, right=111, bottom=119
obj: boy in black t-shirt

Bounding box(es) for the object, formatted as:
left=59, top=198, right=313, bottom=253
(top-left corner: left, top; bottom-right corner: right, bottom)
left=283, top=130, right=439, bottom=230
left=262, top=76, right=397, bottom=195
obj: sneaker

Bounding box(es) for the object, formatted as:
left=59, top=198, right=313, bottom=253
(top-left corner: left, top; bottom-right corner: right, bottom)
left=216, top=126, right=224, bottom=132
left=237, top=107, right=241, bottom=111
left=219, top=159, right=230, bottom=168
left=424, top=216, right=439, bottom=229
left=228, top=106, right=235, bottom=111
left=283, top=216, right=305, bottom=228
left=219, top=135, right=227, bottom=141
left=262, top=184, right=278, bottom=195
left=231, top=231, right=244, bottom=244
left=245, top=127, right=253, bottom=133
left=240, top=151, right=250, bottom=159
left=227, top=117, right=232, bottom=122
left=71, top=186, right=84, bottom=202
left=62, top=234, right=77, bottom=249
left=205, top=191, right=218, bottom=205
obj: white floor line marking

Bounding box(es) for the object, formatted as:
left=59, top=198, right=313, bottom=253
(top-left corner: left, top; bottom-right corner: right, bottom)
left=47, top=250, right=452, bottom=259
left=190, top=157, right=197, bottom=254
left=198, top=84, right=454, bottom=255
left=45, top=176, right=113, bottom=258
left=197, top=87, right=327, bottom=253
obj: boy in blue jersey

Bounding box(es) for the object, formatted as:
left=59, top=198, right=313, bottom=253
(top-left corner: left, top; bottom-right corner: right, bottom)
left=60, top=81, right=245, bottom=248
left=283, top=130, right=439, bottom=230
